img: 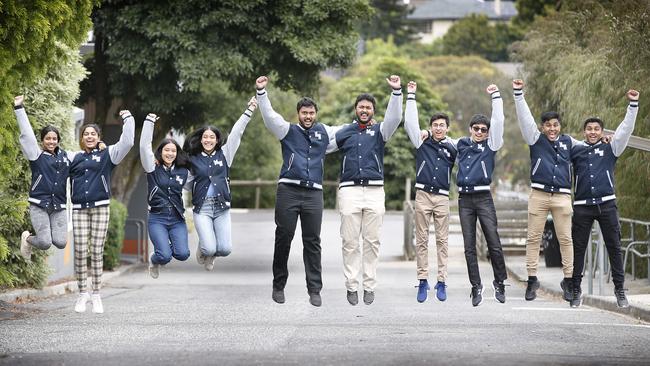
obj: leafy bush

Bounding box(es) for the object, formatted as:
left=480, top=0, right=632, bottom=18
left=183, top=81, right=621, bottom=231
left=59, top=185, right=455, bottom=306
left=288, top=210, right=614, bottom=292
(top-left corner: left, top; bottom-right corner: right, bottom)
left=104, top=199, right=127, bottom=271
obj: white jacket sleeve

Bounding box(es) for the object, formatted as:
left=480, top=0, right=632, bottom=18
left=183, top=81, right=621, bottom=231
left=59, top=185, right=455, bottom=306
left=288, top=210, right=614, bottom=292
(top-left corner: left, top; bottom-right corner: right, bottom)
left=611, top=101, right=639, bottom=157
left=109, top=112, right=135, bottom=164
left=404, top=92, right=423, bottom=149
left=256, top=88, right=290, bottom=141
left=488, top=91, right=504, bottom=151
left=380, top=89, right=403, bottom=142
left=139, top=116, right=157, bottom=173
left=222, top=107, right=254, bottom=167
left=14, top=106, right=40, bottom=161
left=513, top=89, right=541, bottom=145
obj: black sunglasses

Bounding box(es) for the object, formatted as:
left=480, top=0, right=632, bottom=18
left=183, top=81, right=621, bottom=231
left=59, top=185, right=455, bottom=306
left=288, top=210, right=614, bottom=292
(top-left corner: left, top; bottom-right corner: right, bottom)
left=472, top=126, right=488, bottom=133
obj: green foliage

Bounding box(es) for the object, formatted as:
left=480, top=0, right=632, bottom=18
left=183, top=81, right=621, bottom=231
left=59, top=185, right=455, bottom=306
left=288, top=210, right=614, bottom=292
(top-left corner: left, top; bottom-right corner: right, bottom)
left=104, top=199, right=127, bottom=270
left=512, top=0, right=559, bottom=28
left=441, top=14, right=523, bottom=62
left=513, top=0, right=650, bottom=222
left=0, top=0, right=95, bottom=289
left=360, top=0, right=416, bottom=45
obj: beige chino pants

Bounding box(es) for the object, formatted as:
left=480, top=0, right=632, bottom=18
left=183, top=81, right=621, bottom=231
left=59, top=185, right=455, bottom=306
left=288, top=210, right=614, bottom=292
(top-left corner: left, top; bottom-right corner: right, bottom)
left=414, top=190, right=450, bottom=282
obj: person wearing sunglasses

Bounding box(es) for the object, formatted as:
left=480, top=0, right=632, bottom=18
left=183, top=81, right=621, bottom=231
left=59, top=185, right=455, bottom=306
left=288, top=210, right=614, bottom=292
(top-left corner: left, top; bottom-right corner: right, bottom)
left=513, top=79, right=577, bottom=303
left=404, top=81, right=457, bottom=303
left=455, top=84, right=508, bottom=307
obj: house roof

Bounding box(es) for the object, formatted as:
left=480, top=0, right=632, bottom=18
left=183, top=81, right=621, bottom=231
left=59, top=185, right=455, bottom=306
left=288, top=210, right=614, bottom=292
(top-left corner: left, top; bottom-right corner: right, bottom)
left=408, top=0, right=518, bottom=21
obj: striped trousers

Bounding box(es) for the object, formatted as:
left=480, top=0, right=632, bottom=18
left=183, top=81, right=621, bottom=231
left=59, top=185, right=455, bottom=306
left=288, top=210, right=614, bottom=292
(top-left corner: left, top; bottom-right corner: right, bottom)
left=73, top=206, right=110, bottom=293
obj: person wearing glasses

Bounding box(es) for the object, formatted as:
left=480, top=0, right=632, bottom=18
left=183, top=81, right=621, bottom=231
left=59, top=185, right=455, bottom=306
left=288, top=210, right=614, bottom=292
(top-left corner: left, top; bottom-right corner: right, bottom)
left=455, top=84, right=508, bottom=306
left=403, top=81, right=457, bottom=303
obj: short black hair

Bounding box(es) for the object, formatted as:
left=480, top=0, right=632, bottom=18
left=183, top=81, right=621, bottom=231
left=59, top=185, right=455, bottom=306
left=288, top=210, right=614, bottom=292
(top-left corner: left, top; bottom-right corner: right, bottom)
left=296, top=97, right=318, bottom=112
left=541, top=111, right=561, bottom=125
left=583, top=117, right=603, bottom=130
left=40, top=125, right=61, bottom=142
left=182, top=126, right=222, bottom=156
left=155, top=138, right=189, bottom=168
left=354, top=93, right=376, bottom=110
left=469, top=114, right=490, bottom=128
left=429, top=113, right=450, bottom=127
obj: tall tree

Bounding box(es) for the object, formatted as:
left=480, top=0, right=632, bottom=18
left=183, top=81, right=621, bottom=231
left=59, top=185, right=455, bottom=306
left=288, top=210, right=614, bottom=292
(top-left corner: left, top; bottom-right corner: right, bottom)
left=80, top=0, right=372, bottom=203
left=441, top=14, right=522, bottom=62
left=360, top=0, right=415, bottom=45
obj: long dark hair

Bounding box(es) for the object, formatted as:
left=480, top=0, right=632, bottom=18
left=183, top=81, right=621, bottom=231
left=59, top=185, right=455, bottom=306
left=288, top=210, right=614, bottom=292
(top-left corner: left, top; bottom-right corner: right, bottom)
left=40, top=125, right=61, bottom=142
left=182, top=126, right=222, bottom=156
left=155, top=138, right=189, bottom=168
left=78, top=123, right=101, bottom=150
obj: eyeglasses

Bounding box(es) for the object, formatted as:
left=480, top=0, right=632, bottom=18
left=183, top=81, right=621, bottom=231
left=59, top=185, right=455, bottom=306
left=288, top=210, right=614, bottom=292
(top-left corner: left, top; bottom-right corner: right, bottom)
left=431, top=123, right=447, bottom=129
left=472, top=126, right=488, bottom=133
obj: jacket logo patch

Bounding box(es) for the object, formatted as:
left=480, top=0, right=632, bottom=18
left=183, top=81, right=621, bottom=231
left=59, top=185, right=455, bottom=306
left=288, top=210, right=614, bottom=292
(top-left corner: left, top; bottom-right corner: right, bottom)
left=559, top=142, right=568, bottom=150
left=314, top=132, right=322, bottom=140
left=92, top=155, right=101, bottom=162
left=595, top=148, right=604, bottom=157
left=442, top=148, right=451, bottom=158
left=366, top=130, right=375, bottom=136
left=214, top=159, right=223, bottom=167
left=477, top=144, right=485, bottom=152
left=175, top=176, right=184, bottom=185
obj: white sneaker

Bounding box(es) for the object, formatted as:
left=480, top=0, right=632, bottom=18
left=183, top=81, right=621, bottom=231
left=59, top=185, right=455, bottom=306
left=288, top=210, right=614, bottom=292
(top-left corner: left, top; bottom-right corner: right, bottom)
left=91, top=293, right=104, bottom=314
left=149, top=263, right=160, bottom=279
left=74, top=292, right=90, bottom=313
left=196, top=251, right=206, bottom=265
left=204, top=256, right=216, bottom=271
left=20, top=231, right=32, bottom=261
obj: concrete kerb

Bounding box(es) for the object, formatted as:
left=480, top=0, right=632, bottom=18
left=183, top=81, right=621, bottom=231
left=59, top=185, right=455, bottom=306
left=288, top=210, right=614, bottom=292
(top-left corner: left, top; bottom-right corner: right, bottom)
left=505, top=265, right=650, bottom=323
left=0, top=263, right=143, bottom=304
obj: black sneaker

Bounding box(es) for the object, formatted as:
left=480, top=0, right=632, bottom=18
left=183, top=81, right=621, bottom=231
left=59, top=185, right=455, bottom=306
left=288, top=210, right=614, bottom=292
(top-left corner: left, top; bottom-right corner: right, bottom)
left=272, top=289, right=285, bottom=304
left=525, top=279, right=540, bottom=301
left=615, top=288, right=629, bottom=308
left=560, top=278, right=573, bottom=302
left=493, top=280, right=506, bottom=303
left=309, top=292, right=322, bottom=307
left=363, top=290, right=375, bottom=305
left=570, top=284, right=582, bottom=308
left=470, top=284, right=483, bottom=307
left=347, top=290, right=358, bottom=306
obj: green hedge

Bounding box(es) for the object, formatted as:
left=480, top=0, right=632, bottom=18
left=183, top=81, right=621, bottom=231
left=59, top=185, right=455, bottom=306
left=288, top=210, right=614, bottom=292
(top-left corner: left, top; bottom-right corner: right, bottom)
left=104, top=199, right=127, bottom=271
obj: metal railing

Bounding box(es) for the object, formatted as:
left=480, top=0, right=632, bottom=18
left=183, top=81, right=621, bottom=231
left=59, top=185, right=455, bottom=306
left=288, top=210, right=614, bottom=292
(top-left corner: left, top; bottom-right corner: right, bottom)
left=125, top=218, right=146, bottom=263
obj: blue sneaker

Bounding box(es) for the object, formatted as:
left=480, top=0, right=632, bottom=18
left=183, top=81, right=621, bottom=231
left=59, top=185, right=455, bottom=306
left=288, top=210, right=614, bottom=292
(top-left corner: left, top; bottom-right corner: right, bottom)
left=434, top=281, right=447, bottom=301
left=416, top=279, right=429, bottom=303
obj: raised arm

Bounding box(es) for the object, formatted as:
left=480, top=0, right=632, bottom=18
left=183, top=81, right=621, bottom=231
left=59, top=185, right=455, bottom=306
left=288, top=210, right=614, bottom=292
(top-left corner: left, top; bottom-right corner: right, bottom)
left=255, top=76, right=290, bottom=141
left=380, top=75, right=404, bottom=142
left=611, top=89, right=640, bottom=157
left=513, top=79, right=541, bottom=145
left=139, top=113, right=158, bottom=173
left=108, top=110, right=135, bottom=164
left=487, top=84, right=504, bottom=151
left=14, top=96, right=40, bottom=161
left=222, top=97, right=257, bottom=167
left=404, top=81, right=423, bottom=148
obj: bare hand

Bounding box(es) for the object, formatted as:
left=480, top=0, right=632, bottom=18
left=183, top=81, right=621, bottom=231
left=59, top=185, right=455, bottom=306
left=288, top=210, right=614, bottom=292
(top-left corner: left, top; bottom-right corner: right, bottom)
left=119, top=110, right=131, bottom=119
left=420, top=130, right=429, bottom=141
left=98, top=141, right=107, bottom=151
left=386, top=75, right=401, bottom=90
left=602, top=134, right=613, bottom=143
left=486, top=84, right=499, bottom=94
left=513, top=79, right=524, bottom=89
left=146, top=113, right=159, bottom=122
left=248, top=96, right=258, bottom=111
left=14, top=95, right=24, bottom=106
left=627, top=89, right=640, bottom=101
left=407, top=81, right=417, bottom=94
left=256, top=76, right=268, bottom=90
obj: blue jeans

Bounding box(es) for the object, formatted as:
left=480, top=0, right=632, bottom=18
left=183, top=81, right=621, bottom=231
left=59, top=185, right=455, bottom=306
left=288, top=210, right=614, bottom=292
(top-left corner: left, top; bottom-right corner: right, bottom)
left=148, top=207, right=190, bottom=265
left=194, top=198, right=232, bottom=257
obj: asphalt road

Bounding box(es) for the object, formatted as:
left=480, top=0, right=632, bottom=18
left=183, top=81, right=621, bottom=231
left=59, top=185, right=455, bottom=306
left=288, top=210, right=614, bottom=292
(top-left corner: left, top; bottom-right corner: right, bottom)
left=1, top=209, right=649, bottom=365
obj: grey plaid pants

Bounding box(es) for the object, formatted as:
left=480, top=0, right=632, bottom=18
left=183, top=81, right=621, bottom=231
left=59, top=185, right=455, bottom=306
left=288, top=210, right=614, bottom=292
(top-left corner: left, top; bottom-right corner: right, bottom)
left=73, top=205, right=110, bottom=293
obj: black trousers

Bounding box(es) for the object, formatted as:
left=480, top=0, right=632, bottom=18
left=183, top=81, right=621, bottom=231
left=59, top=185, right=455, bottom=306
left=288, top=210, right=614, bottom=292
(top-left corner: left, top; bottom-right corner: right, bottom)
left=572, top=200, right=624, bottom=289
left=458, top=192, right=507, bottom=287
left=273, top=183, right=323, bottom=293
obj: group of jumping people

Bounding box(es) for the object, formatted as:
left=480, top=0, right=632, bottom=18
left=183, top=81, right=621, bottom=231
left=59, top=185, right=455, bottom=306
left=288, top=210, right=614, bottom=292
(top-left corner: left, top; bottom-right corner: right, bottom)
left=14, top=75, right=639, bottom=312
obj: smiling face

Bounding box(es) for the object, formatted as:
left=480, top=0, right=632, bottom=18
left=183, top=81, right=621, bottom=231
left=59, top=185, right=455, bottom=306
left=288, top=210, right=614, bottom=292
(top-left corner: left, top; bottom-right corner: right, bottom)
left=82, top=126, right=100, bottom=150
left=584, top=122, right=603, bottom=144
left=161, top=142, right=177, bottom=166
left=298, top=106, right=317, bottom=129
left=430, top=118, right=448, bottom=141
left=469, top=123, right=489, bottom=142
left=201, top=129, right=218, bottom=153
left=541, top=119, right=561, bottom=141
left=355, top=100, right=375, bottom=124
left=41, top=131, right=59, bottom=153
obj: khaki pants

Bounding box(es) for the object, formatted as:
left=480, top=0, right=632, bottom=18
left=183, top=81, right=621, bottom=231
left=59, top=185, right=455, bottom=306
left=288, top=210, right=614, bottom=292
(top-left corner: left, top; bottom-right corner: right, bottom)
left=414, top=190, right=449, bottom=282
left=525, top=189, right=574, bottom=277
left=338, top=186, right=385, bottom=292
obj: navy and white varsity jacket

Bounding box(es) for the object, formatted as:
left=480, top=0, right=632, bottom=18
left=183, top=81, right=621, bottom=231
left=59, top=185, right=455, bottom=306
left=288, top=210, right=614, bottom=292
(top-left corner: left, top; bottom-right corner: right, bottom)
left=335, top=89, right=403, bottom=188
left=404, top=92, right=457, bottom=196
left=67, top=113, right=135, bottom=209
left=140, top=115, right=189, bottom=217
left=456, top=90, right=504, bottom=193
left=15, top=105, right=70, bottom=212
left=188, top=107, right=254, bottom=213
left=514, top=88, right=577, bottom=194
left=571, top=100, right=639, bottom=205
left=257, top=89, right=338, bottom=190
